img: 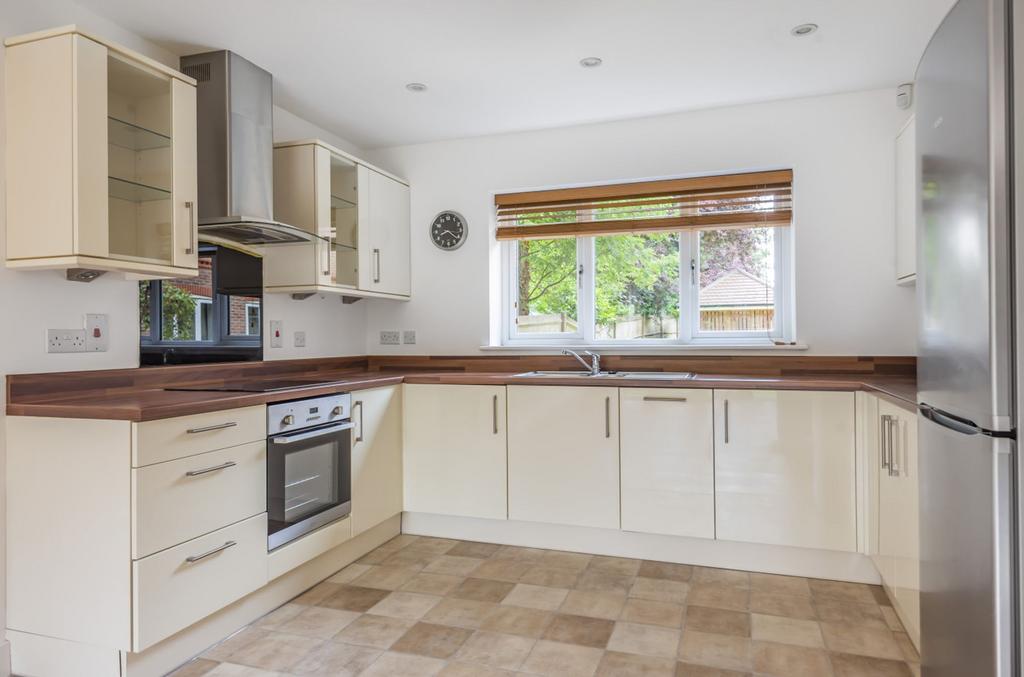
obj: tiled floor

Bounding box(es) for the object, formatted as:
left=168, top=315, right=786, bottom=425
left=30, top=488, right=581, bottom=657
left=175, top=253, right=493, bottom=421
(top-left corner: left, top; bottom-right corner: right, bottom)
left=170, top=535, right=920, bottom=677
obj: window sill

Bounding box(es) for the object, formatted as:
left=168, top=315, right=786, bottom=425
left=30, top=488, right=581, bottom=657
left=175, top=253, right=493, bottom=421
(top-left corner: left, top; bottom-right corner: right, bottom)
left=482, top=342, right=808, bottom=353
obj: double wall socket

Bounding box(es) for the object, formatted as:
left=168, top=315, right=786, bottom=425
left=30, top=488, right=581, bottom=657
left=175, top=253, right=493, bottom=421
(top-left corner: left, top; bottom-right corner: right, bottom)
left=47, top=313, right=110, bottom=353
left=380, top=330, right=401, bottom=345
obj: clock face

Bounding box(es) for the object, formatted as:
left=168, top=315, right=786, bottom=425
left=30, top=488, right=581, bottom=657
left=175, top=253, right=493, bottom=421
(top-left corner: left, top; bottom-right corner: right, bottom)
left=430, top=211, right=467, bottom=251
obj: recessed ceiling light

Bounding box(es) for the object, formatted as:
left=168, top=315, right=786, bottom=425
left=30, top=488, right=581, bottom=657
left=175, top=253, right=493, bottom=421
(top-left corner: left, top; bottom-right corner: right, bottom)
left=579, top=57, right=603, bottom=68
left=405, top=82, right=428, bottom=92
left=791, top=23, right=818, bottom=37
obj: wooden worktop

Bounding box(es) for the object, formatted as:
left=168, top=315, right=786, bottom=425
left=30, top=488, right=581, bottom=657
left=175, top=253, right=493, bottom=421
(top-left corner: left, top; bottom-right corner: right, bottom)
left=5, top=354, right=917, bottom=421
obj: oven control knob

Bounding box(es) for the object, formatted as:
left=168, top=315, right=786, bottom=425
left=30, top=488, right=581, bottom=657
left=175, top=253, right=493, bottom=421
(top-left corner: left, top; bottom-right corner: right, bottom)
left=281, top=414, right=295, bottom=426
left=331, top=406, right=342, bottom=417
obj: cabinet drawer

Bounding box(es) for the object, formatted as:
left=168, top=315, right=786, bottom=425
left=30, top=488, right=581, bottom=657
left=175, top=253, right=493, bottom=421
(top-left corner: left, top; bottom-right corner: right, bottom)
left=132, top=441, right=267, bottom=559
left=133, top=513, right=267, bottom=651
left=133, top=405, right=266, bottom=467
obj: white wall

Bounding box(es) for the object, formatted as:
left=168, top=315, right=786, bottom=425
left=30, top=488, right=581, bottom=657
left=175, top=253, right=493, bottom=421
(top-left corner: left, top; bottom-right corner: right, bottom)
left=365, top=88, right=917, bottom=356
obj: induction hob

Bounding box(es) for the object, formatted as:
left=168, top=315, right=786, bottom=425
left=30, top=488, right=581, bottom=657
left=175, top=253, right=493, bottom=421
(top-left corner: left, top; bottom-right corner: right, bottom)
left=165, top=378, right=351, bottom=393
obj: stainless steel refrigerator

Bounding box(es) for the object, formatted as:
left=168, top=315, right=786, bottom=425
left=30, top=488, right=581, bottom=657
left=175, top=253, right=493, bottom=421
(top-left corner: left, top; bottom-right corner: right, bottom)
left=916, top=0, right=1019, bottom=674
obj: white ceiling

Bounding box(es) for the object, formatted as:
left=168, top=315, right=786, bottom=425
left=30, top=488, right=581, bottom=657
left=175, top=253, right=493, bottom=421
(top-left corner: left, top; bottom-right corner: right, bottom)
left=76, top=0, right=955, bottom=149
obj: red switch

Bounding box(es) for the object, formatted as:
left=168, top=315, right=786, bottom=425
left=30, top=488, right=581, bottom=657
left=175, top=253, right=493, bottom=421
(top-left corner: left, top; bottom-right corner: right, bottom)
left=93, top=327, right=101, bottom=338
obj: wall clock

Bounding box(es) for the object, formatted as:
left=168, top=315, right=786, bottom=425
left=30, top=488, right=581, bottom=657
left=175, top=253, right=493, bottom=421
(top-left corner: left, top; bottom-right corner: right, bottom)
left=430, top=211, right=468, bottom=251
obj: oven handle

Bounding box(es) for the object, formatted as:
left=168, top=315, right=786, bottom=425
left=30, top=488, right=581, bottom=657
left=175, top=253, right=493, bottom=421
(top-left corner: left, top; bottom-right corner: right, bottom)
left=272, top=421, right=354, bottom=445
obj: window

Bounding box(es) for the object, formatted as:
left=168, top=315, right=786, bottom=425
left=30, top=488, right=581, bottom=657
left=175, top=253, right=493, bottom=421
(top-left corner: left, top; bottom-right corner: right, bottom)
left=140, top=245, right=263, bottom=364
left=498, top=170, right=793, bottom=346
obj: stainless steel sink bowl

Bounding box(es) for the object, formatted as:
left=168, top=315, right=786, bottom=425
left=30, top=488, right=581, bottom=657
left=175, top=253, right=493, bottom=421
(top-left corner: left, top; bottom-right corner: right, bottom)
left=512, top=370, right=697, bottom=380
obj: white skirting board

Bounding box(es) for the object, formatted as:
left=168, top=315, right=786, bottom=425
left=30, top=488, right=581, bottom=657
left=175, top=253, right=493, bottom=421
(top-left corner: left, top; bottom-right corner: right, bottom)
left=8, top=515, right=400, bottom=677
left=401, top=512, right=881, bottom=584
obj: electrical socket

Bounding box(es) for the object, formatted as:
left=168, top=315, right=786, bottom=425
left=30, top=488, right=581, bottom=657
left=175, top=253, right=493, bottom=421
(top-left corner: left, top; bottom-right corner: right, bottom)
left=269, top=320, right=283, bottom=348
left=380, top=330, right=401, bottom=345
left=85, top=313, right=109, bottom=352
left=47, top=329, right=86, bottom=353
left=294, top=331, right=306, bottom=348
left=402, top=330, right=416, bottom=345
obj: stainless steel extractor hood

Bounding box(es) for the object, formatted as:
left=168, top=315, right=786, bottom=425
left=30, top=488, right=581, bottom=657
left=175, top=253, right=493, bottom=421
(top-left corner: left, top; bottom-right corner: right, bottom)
left=179, top=50, right=319, bottom=245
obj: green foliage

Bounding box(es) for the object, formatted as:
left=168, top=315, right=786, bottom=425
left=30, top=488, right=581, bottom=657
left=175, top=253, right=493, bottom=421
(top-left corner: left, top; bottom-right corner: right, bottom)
left=160, top=284, right=198, bottom=340
left=594, top=232, right=679, bottom=325
left=139, top=283, right=151, bottom=335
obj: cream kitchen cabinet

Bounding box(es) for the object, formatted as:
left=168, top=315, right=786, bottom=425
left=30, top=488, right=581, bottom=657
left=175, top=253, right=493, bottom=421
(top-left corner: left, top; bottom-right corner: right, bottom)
left=351, top=385, right=404, bottom=535
left=5, top=26, right=198, bottom=278
left=620, top=388, right=715, bottom=539
left=507, top=386, right=619, bottom=529
left=713, top=389, right=857, bottom=552
left=403, top=384, right=508, bottom=520
left=895, top=115, right=917, bottom=285
left=874, top=397, right=921, bottom=648
left=267, top=139, right=410, bottom=299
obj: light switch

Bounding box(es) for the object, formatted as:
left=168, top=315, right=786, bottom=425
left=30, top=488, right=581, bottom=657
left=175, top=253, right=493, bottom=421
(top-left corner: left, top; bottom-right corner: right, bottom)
left=270, top=320, right=283, bottom=348
left=85, top=314, right=109, bottom=352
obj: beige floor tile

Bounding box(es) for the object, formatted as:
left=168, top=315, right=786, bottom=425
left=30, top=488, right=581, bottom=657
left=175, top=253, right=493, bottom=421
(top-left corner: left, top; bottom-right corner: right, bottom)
left=401, top=572, right=465, bottom=596
left=608, top=621, right=681, bottom=658
left=203, top=627, right=270, bottom=661
left=334, top=614, right=416, bottom=649
left=391, top=621, right=474, bottom=659
left=255, top=603, right=305, bottom=630
left=894, top=631, right=920, bottom=663
left=352, top=565, right=420, bottom=591
left=686, top=583, right=747, bottom=612
left=829, top=652, right=913, bottom=677
left=481, top=605, right=555, bottom=638
left=620, top=599, right=685, bottom=628
left=587, top=555, right=642, bottom=576
left=879, top=605, right=905, bottom=631
left=424, top=598, right=499, bottom=629
left=492, top=545, right=548, bottom=561
left=290, top=641, right=381, bottom=676
left=520, top=639, right=603, bottom=677
left=503, top=583, right=570, bottom=610
left=542, top=613, right=615, bottom=648
left=630, top=577, right=690, bottom=604
left=819, top=621, right=903, bottom=660
left=455, top=630, right=536, bottom=670
left=439, top=661, right=516, bottom=676
left=594, top=650, right=676, bottom=676
left=276, top=606, right=360, bottom=639
left=540, top=551, right=593, bottom=572
left=327, top=563, right=373, bottom=584
left=168, top=658, right=220, bottom=677
left=638, top=561, right=693, bottom=582
left=384, top=534, right=421, bottom=549
left=813, top=598, right=888, bottom=630
left=576, top=569, right=634, bottom=595
left=382, top=548, right=440, bottom=570
left=424, top=555, right=488, bottom=577
left=449, top=541, right=503, bottom=558
left=204, top=664, right=283, bottom=677
left=751, top=640, right=832, bottom=676
left=367, top=591, right=443, bottom=620
left=695, top=568, right=750, bottom=588
left=749, top=572, right=811, bottom=597
left=869, top=585, right=891, bottom=605
left=674, top=661, right=750, bottom=676
left=560, top=590, right=628, bottom=620
left=748, top=591, right=816, bottom=620
left=224, top=631, right=322, bottom=672
left=405, top=537, right=459, bottom=555
left=685, top=606, right=750, bottom=638
left=359, top=548, right=397, bottom=565
left=520, top=566, right=581, bottom=589
left=677, top=630, right=753, bottom=672
left=750, top=613, right=823, bottom=648
left=293, top=581, right=343, bottom=606
left=473, top=558, right=534, bottom=582
left=359, top=650, right=447, bottom=676
left=319, top=584, right=392, bottom=612
left=452, top=577, right=517, bottom=603
left=808, top=580, right=877, bottom=605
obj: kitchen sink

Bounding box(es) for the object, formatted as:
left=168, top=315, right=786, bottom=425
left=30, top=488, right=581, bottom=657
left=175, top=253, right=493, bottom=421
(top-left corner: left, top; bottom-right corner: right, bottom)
left=512, top=370, right=697, bottom=380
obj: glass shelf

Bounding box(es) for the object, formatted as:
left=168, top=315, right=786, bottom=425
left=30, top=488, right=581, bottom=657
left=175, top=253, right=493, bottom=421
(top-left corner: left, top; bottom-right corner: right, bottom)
left=331, top=194, right=357, bottom=209
left=109, top=176, right=171, bottom=202
left=108, top=116, right=171, bottom=151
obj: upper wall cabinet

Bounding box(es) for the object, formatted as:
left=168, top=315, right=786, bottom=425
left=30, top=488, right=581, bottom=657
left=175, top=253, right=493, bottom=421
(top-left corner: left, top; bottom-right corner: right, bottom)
left=895, top=116, right=916, bottom=285
left=266, top=139, right=411, bottom=300
left=4, top=26, right=198, bottom=278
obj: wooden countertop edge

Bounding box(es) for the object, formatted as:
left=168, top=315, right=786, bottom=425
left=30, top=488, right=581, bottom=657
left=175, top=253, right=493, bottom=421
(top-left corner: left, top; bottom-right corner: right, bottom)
left=5, top=371, right=917, bottom=421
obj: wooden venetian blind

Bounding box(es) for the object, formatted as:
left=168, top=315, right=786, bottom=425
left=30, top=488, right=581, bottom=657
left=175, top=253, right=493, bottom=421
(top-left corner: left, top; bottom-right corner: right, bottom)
left=495, top=169, right=792, bottom=241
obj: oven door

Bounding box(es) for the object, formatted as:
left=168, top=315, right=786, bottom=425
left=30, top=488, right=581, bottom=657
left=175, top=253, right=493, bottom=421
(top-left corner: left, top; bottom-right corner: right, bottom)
left=267, top=421, right=353, bottom=550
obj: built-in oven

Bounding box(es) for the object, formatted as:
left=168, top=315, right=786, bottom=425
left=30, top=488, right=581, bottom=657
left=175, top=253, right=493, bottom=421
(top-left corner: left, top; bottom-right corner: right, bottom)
left=267, top=393, right=352, bottom=550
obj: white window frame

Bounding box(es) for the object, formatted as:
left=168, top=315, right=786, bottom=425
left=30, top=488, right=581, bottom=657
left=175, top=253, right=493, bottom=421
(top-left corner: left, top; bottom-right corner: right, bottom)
left=502, top=227, right=793, bottom=347
left=244, top=302, right=261, bottom=336
left=193, top=296, right=213, bottom=341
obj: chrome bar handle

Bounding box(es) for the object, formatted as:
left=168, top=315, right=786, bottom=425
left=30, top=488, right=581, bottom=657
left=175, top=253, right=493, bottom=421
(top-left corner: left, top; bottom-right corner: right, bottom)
left=724, top=399, right=730, bottom=443
left=185, top=460, right=237, bottom=477
left=322, top=237, right=331, bottom=277
left=605, top=396, right=611, bottom=438
left=493, top=394, right=499, bottom=434
left=889, top=417, right=900, bottom=477
left=185, top=200, right=195, bottom=255
left=354, top=400, right=364, bottom=443
left=643, top=396, right=688, bottom=403
left=275, top=421, right=354, bottom=444
left=186, top=421, right=237, bottom=434
left=185, top=540, right=236, bottom=564
left=880, top=414, right=891, bottom=470
left=373, top=248, right=381, bottom=283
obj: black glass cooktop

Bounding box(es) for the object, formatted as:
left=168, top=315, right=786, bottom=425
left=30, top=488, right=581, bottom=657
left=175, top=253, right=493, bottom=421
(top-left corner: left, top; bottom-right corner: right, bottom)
left=165, top=378, right=349, bottom=393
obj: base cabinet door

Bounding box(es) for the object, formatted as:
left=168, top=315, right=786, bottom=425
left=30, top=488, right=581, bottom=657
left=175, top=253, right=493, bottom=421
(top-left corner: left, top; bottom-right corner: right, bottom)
left=351, top=386, right=404, bottom=536
left=507, top=386, right=619, bottom=529
left=714, top=389, right=856, bottom=551
left=620, top=388, right=714, bottom=538
left=403, top=384, right=507, bottom=519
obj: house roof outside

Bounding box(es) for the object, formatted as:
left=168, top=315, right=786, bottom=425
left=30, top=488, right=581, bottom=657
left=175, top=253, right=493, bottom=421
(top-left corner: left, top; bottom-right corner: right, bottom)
left=700, top=268, right=773, bottom=309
